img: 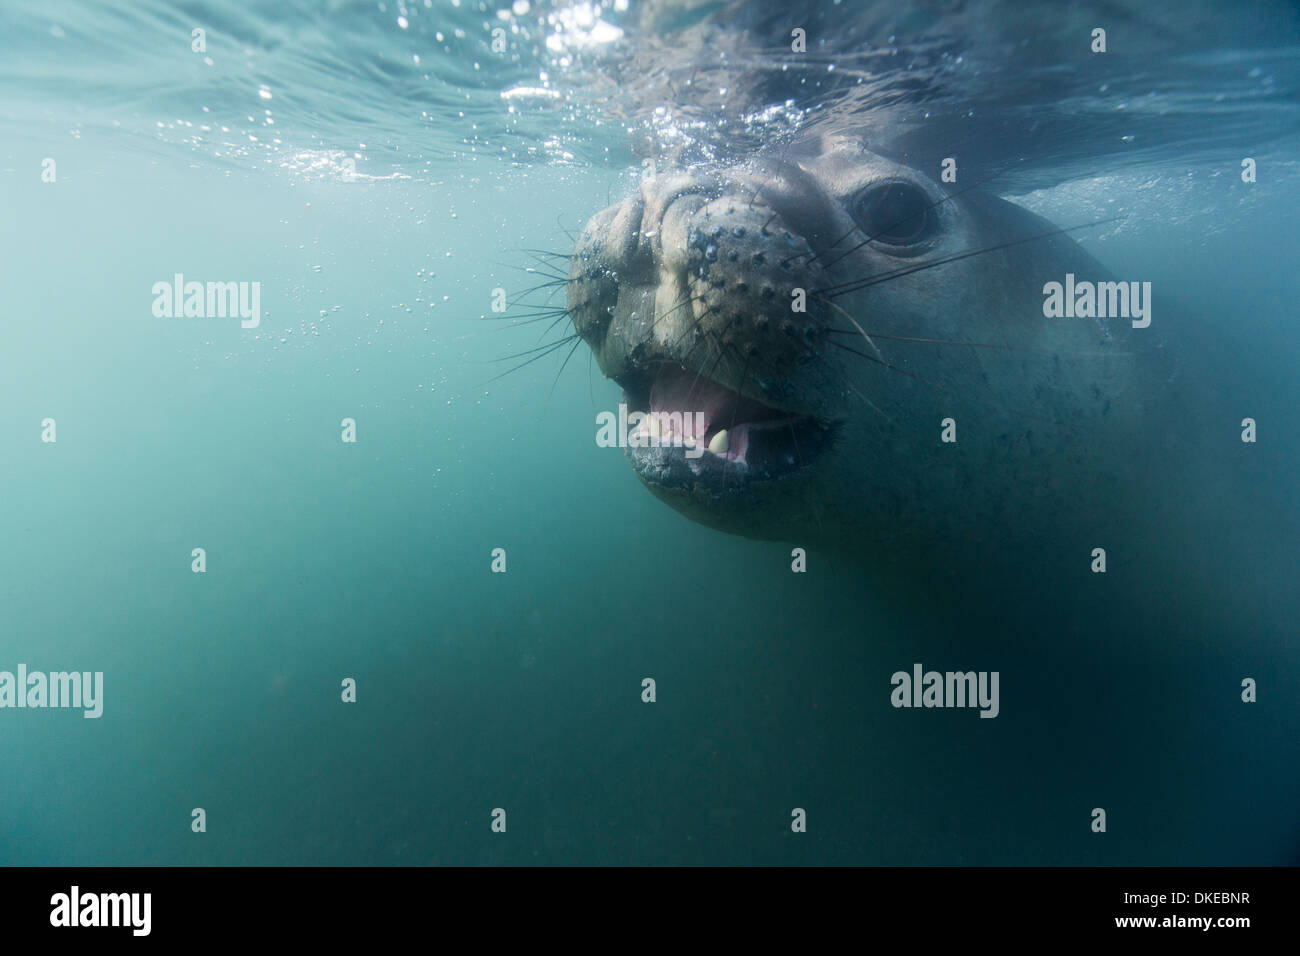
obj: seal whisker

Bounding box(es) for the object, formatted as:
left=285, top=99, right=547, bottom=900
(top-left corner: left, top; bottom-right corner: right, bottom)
left=497, top=271, right=572, bottom=303
left=721, top=355, right=752, bottom=492
left=482, top=300, right=573, bottom=342
left=666, top=309, right=746, bottom=405
left=817, top=296, right=885, bottom=364
left=549, top=335, right=586, bottom=398
left=483, top=309, right=571, bottom=328
left=519, top=269, right=571, bottom=283
left=689, top=327, right=742, bottom=403
left=555, top=213, right=578, bottom=245
left=804, top=346, right=892, bottom=423
left=494, top=259, right=571, bottom=282
left=816, top=217, right=1123, bottom=299
left=514, top=248, right=576, bottom=267
left=824, top=328, right=1130, bottom=358
left=651, top=290, right=709, bottom=337
left=518, top=269, right=573, bottom=288
left=491, top=334, right=582, bottom=364
left=482, top=305, right=569, bottom=319
left=490, top=304, right=570, bottom=319
left=511, top=279, right=571, bottom=298
left=825, top=339, right=1062, bottom=426
left=482, top=334, right=583, bottom=385
left=536, top=308, right=575, bottom=343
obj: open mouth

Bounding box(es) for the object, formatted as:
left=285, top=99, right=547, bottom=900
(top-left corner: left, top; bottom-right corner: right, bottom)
left=617, top=363, right=836, bottom=492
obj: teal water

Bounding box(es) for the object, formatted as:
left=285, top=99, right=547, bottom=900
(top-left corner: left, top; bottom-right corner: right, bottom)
left=1, top=1, right=1297, bottom=865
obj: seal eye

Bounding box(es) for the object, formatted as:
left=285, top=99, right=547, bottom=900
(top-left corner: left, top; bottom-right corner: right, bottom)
left=853, top=182, right=934, bottom=247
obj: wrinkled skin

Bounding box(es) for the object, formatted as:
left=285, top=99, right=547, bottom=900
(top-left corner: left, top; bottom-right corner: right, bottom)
left=568, top=135, right=1173, bottom=571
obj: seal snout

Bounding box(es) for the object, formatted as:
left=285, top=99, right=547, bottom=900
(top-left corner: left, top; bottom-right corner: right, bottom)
left=567, top=167, right=834, bottom=397
left=567, top=164, right=849, bottom=497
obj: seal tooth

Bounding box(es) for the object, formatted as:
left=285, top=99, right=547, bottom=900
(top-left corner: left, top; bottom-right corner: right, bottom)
left=709, top=429, right=730, bottom=455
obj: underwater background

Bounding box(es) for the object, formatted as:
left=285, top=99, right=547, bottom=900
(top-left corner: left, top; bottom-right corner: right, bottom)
left=0, top=0, right=1297, bottom=865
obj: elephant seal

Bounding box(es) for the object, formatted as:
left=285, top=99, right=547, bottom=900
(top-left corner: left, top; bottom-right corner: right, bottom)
left=546, top=0, right=1298, bottom=868
left=567, top=133, right=1181, bottom=574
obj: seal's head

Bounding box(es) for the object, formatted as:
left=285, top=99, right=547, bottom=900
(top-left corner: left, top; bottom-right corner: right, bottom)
left=568, top=135, right=1147, bottom=558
